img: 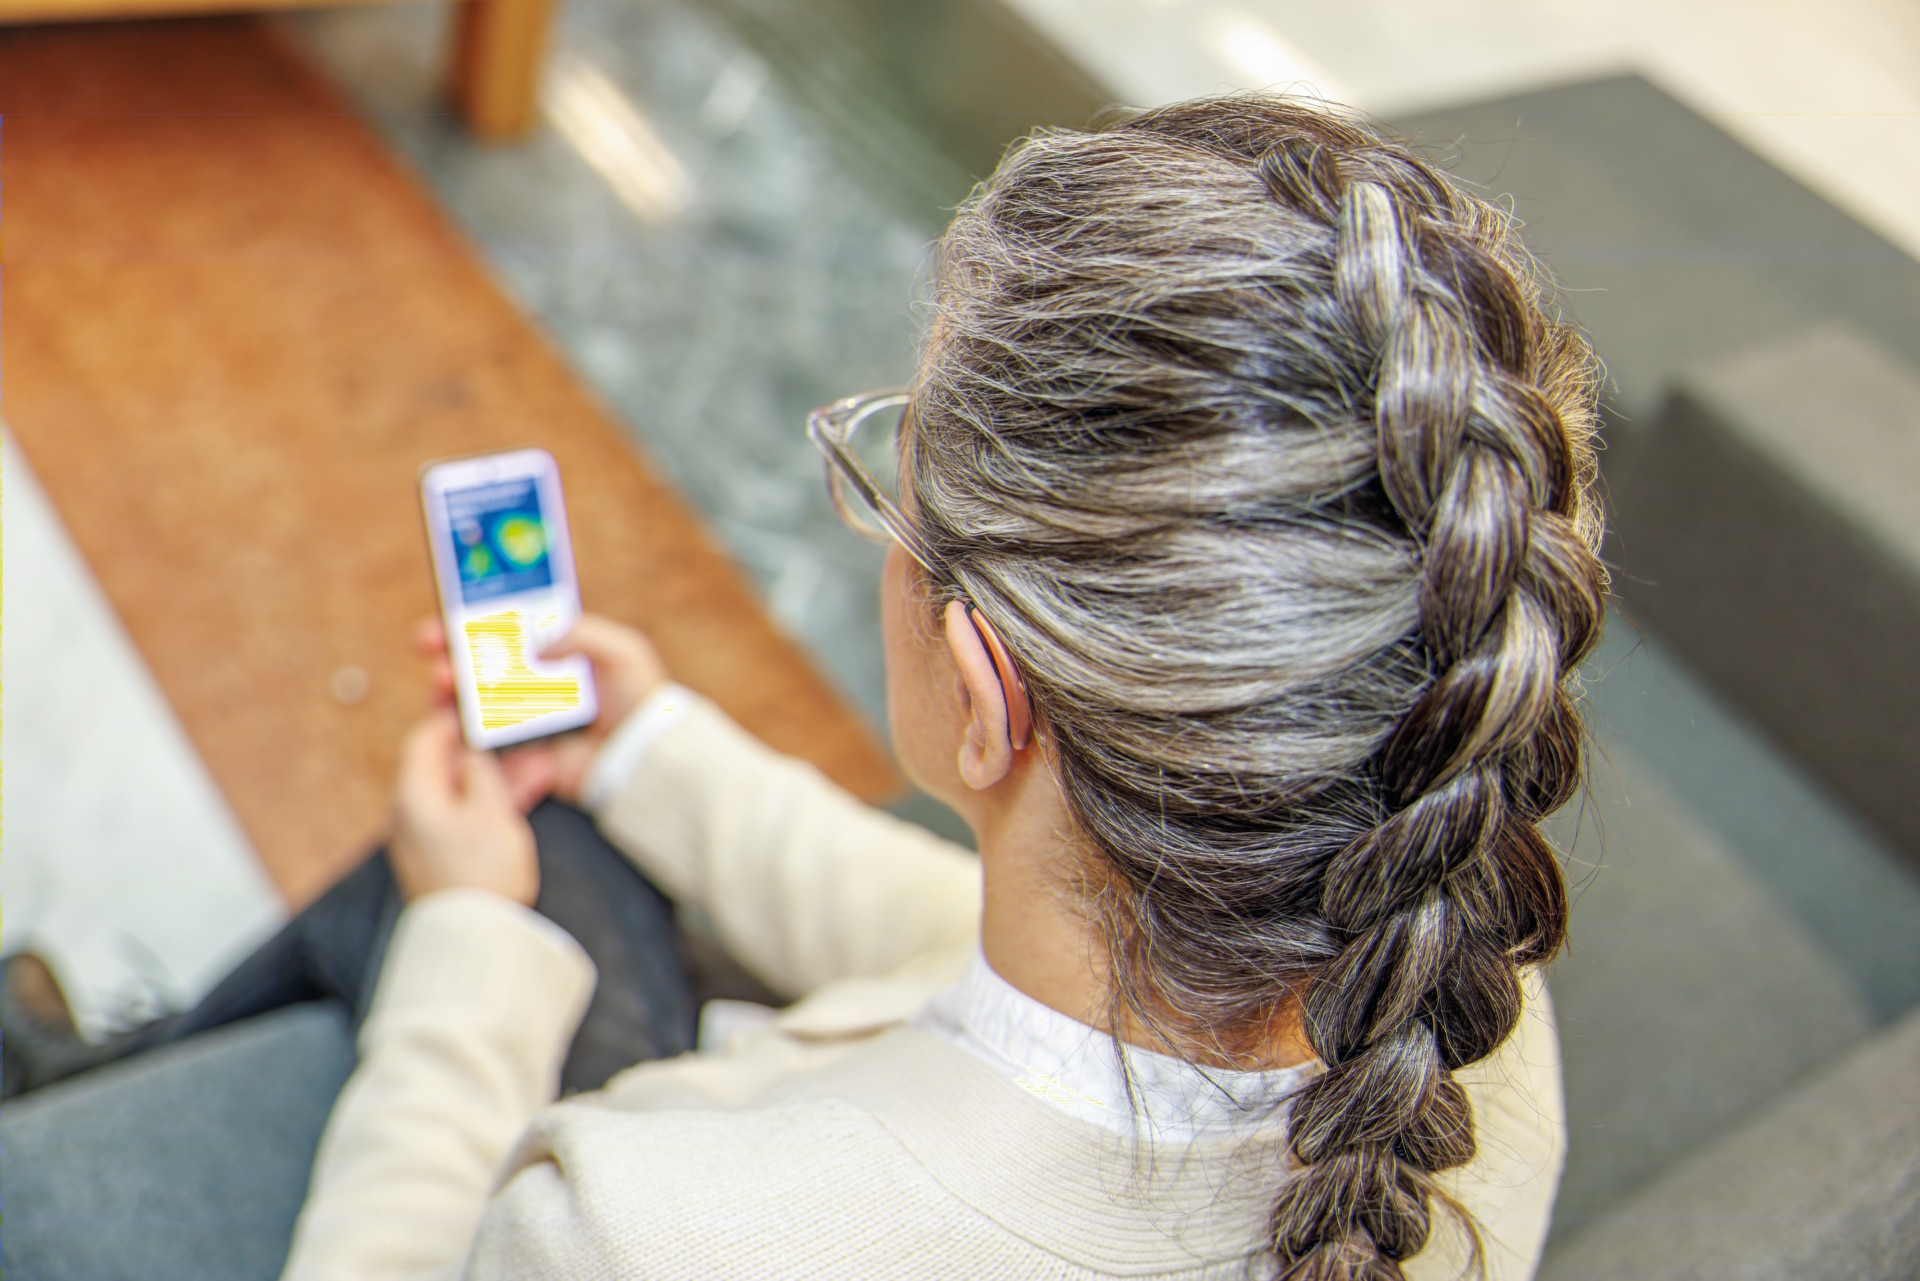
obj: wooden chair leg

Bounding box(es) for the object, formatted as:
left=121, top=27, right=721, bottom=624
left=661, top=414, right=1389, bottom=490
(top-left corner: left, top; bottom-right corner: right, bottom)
left=447, top=0, right=559, bottom=142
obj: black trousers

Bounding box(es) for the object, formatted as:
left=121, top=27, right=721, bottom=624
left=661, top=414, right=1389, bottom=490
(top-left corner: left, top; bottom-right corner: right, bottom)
left=0, top=801, right=702, bottom=1281
left=55, top=799, right=699, bottom=1097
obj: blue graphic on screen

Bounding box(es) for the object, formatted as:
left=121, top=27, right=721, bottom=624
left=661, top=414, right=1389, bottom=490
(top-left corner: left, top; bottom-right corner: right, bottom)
left=445, top=478, right=555, bottom=606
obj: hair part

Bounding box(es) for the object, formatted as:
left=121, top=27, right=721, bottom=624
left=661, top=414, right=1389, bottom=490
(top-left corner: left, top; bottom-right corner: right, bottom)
left=911, top=96, right=1606, bottom=1278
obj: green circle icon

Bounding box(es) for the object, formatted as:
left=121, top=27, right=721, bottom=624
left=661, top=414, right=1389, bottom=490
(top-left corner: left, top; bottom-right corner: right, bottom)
left=495, top=515, right=547, bottom=569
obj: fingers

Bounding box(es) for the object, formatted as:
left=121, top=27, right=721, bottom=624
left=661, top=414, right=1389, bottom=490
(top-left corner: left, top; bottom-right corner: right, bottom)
left=414, top=617, right=447, bottom=655
left=429, top=658, right=456, bottom=706
left=398, top=709, right=463, bottom=808
left=402, top=707, right=461, bottom=769
left=538, top=613, right=646, bottom=664
left=459, top=746, right=516, bottom=809
left=536, top=615, right=667, bottom=729
left=388, top=709, right=541, bottom=907
left=414, top=617, right=457, bottom=706
left=404, top=711, right=527, bottom=815
left=499, top=745, right=561, bottom=813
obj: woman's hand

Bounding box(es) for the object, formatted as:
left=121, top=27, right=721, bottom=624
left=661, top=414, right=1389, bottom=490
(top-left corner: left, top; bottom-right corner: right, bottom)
left=389, top=710, right=540, bottom=905
left=414, top=613, right=669, bottom=807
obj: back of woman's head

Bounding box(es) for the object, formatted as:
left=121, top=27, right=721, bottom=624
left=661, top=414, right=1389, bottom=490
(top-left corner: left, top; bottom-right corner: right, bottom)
left=910, top=96, right=1607, bottom=1278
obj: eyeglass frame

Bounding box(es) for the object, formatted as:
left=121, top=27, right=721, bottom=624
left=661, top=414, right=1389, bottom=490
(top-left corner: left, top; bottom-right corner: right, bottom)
left=806, top=387, right=1034, bottom=750
left=805, top=389, right=942, bottom=575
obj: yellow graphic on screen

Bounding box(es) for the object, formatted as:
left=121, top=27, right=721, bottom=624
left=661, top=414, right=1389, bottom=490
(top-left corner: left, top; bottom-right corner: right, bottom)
left=464, top=610, right=580, bottom=730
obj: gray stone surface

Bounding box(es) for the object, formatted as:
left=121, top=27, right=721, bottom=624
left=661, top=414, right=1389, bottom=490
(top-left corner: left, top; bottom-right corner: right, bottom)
left=706, top=0, right=1107, bottom=198
left=1540, top=1004, right=1920, bottom=1281
left=1577, top=616, right=1920, bottom=1029
left=1546, top=614, right=1920, bottom=1244
left=1543, top=742, right=1875, bottom=1243
left=1689, top=324, right=1920, bottom=573
left=1610, top=324, right=1920, bottom=863
left=1391, top=75, right=1920, bottom=425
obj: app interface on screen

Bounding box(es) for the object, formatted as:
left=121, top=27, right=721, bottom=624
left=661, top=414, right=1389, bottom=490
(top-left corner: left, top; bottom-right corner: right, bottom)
left=444, top=478, right=582, bottom=732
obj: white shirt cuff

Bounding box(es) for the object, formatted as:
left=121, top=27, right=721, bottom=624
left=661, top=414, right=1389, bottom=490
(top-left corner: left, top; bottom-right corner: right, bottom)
left=580, top=682, right=695, bottom=812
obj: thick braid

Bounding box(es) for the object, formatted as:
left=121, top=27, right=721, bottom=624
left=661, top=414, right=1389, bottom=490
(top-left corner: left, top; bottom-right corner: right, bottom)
left=910, top=96, right=1608, bottom=1281
left=1264, top=158, right=1605, bottom=1277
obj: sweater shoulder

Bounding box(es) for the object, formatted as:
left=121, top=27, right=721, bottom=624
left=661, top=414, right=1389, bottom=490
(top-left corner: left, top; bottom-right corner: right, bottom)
left=470, top=1097, right=1073, bottom=1280
left=470, top=1030, right=1287, bottom=1280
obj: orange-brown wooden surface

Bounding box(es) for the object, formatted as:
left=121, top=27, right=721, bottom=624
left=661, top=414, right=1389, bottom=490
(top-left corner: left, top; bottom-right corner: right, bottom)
left=0, top=0, right=391, bottom=21
left=0, top=18, right=902, bottom=908
left=450, top=0, right=555, bottom=140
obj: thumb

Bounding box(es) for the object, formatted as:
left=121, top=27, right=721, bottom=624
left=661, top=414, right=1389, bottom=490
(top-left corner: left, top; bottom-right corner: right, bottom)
left=459, top=747, right=517, bottom=811
left=399, top=710, right=464, bottom=806
left=537, top=613, right=630, bottom=664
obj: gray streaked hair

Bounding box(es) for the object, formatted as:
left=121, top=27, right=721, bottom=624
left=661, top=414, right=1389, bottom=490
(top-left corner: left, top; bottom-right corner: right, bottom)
left=910, top=96, right=1605, bottom=1278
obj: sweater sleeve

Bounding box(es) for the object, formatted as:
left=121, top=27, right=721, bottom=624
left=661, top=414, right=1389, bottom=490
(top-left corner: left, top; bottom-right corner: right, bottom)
left=589, top=689, right=983, bottom=1000
left=280, top=889, right=597, bottom=1281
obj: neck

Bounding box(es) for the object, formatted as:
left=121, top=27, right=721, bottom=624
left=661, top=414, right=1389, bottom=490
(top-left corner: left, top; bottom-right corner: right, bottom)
left=976, top=805, right=1110, bottom=1030
left=967, top=756, right=1316, bottom=1071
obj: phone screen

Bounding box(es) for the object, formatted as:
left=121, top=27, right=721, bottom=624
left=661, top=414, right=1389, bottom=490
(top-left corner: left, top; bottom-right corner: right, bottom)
left=421, top=450, right=598, bottom=751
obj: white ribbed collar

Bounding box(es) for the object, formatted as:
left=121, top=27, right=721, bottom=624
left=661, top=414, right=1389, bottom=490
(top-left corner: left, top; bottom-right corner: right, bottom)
left=912, top=949, right=1322, bottom=1141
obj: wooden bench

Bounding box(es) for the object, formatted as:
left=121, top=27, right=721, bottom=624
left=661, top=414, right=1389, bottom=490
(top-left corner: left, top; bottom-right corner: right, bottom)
left=0, top=0, right=556, bottom=139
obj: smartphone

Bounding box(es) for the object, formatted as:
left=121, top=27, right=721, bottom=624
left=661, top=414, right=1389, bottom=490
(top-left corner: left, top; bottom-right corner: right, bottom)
left=420, top=448, right=599, bottom=751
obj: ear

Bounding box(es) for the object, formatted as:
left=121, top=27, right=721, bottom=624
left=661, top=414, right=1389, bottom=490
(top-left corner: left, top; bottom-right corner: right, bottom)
left=943, top=600, right=1030, bottom=790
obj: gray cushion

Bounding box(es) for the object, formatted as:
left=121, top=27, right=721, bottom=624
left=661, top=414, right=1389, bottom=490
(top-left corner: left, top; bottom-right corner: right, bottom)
left=1541, top=1003, right=1920, bottom=1281
left=0, top=1002, right=355, bottom=1281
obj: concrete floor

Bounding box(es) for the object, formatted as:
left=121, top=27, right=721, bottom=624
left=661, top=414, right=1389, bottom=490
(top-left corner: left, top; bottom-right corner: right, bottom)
left=7, top=0, right=1918, bottom=1248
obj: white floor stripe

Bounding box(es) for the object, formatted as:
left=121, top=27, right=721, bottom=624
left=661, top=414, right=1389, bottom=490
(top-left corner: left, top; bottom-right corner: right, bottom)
left=3, top=432, right=286, bottom=1040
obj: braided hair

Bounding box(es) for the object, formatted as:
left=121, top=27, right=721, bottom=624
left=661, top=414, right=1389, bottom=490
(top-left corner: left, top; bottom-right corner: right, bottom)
left=911, top=96, right=1606, bottom=1277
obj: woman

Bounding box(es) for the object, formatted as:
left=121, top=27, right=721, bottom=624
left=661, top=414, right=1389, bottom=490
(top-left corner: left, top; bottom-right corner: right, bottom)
left=18, top=93, right=1604, bottom=1280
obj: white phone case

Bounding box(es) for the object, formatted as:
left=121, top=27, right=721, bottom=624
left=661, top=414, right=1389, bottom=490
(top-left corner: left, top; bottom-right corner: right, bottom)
left=420, top=448, right=599, bottom=751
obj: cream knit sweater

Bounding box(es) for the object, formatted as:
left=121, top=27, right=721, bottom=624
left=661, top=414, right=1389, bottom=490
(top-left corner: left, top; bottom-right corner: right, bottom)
left=281, top=691, right=1565, bottom=1280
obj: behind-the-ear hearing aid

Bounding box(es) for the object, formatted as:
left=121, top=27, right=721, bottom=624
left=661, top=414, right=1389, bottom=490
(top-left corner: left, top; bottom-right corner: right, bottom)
left=966, top=607, right=1032, bottom=751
